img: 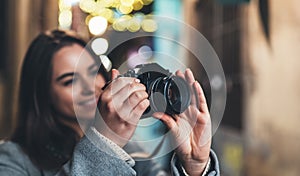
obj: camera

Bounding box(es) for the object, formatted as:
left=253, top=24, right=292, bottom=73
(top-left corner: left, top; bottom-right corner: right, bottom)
left=120, top=63, right=191, bottom=117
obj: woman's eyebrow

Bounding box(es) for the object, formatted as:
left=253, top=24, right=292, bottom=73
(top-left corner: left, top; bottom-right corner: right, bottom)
left=56, top=72, right=75, bottom=82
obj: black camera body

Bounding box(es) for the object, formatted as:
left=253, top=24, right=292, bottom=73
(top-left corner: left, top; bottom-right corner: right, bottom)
left=120, top=63, right=191, bottom=117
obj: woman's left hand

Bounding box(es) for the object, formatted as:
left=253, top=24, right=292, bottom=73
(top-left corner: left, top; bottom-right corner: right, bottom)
left=153, top=69, right=211, bottom=176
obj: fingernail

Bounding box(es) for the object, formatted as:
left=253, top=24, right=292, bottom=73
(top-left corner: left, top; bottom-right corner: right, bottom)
left=134, top=79, right=140, bottom=83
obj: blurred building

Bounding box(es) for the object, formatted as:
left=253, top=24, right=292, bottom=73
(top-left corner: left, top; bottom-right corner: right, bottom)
left=0, top=0, right=300, bottom=175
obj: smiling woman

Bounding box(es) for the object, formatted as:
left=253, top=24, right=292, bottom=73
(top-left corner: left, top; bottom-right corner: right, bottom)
left=2, top=30, right=108, bottom=171
left=50, top=44, right=100, bottom=126
left=0, top=29, right=220, bottom=176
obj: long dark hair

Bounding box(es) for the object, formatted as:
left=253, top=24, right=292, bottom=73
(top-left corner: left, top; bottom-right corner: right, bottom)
left=11, top=30, right=109, bottom=170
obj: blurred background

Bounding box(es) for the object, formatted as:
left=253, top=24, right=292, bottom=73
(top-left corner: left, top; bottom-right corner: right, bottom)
left=1, top=0, right=300, bottom=175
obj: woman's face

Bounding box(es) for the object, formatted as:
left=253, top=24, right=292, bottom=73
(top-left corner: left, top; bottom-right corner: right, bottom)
left=50, top=44, right=106, bottom=120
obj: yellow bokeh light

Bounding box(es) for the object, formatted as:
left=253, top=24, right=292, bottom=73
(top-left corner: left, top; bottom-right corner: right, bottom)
left=120, top=0, right=134, bottom=6
left=59, top=0, right=72, bottom=11
left=91, top=1, right=105, bottom=15
left=85, top=14, right=93, bottom=25
left=127, top=18, right=141, bottom=32
left=141, top=0, right=153, bottom=5
left=102, top=0, right=114, bottom=7
left=112, top=20, right=126, bottom=31
left=132, top=0, right=144, bottom=11
left=79, top=0, right=97, bottom=13
left=118, top=4, right=133, bottom=14
left=59, top=10, right=72, bottom=29
left=93, top=8, right=114, bottom=21
left=111, top=0, right=121, bottom=8
left=113, top=15, right=132, bottom=31
left=141, top=18, right=157, bottom=32
left=88, top=16, right=108, bottom=36
left=75, top=0, right=155, bottom=33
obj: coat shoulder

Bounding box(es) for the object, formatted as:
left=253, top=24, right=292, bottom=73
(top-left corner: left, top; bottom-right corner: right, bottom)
left=0, top=141, right=40, bottom=175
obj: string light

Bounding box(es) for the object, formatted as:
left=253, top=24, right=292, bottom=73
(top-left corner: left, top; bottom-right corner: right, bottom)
left=88, top=16, right=108, bottom=35
left=59, top=0, right=156, bottom=33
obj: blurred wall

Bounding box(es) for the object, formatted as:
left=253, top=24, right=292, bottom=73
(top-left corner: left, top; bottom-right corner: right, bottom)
left=183, top=0, right=300, bottom=175
left=242, top=0, right=300, bottom=175
left=0, top=0, right=58, bottom=138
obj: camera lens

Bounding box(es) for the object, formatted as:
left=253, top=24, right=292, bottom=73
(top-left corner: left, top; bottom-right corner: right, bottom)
left=166, top=76, right=191, bottom=114
left=149, top=76, right=191, bottom=115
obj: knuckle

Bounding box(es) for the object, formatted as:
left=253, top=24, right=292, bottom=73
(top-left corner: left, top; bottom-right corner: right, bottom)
left=138, top=100, right=149, bottom=110
left=116, top=77, right=126, bottom=85
left=137, top=83, right=146, bottom=91
left=141, top=84, right=147, bottom=90
left=203, top=115, right=211, bottom=124
left=130, top=111, right=140, bottom=119
left=133, top=91, right=143, bottom=99
left=99, top=93, right=108, bottom=102
left=106, top=101, right=115, bottom=112
left=198, top=114, right=210, bottom=124
left=128, top=83, right=135, bottom=90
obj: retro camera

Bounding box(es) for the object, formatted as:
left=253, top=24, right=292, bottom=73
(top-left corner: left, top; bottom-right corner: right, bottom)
left=120, top=63, right=191, bottom=117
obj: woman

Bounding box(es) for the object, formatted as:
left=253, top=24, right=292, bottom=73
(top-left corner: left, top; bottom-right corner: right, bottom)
left=0, top=29, right=219, bottom=175
left=0, top=29, right=105, bottom=173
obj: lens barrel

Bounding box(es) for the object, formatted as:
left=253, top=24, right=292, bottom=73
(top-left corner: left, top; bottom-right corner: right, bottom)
left=149, top=75, right=191, bottom=115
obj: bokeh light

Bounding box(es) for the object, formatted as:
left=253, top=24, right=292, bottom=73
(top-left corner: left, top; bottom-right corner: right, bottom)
left=91, top=38, right=109, bottom=55
left=132, top=0, right=144, bottom=11
left=60, top=0, right=156, bottom=33
left=141, top=0, right=153, bottom=5
left=127, top=18, right=141, bottom=32
left=112, top=15, right=132, bottom=31
left=120, top=0, right=135, bottom=6
left=118, top=4, right=134, bottom=14
left=59, top=10, right=72, bottom=29
left=138, top=45, right=153, bottom=60
left=141, top=18, right=157, bottom=32
left=79, top=0, right=97, bottom=13
left=88, top=16, right=108, bottom=36
left=99, top=55, right=112, bottom=72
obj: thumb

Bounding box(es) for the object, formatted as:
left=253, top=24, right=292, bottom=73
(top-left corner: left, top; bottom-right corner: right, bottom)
left=152, top=112, right=177, bottom=130
left=111, top=69, right=120, bottom=79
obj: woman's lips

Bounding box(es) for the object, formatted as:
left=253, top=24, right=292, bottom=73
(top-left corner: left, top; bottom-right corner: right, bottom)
left=78, top=98, right=97, bottom=110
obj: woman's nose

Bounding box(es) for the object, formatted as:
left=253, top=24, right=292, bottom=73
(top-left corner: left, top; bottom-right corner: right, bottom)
left=81, top=78, right=95, bottom=96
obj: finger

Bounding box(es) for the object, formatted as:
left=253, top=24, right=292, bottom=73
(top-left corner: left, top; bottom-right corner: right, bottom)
left=193, top=81, right=209, bottom=113
left=116, top=90, right=148, bottom=120
left=125, top=90, right=149, bottom=109
left=100, top=77, right=138, bottom=105
left=183, top=69, right=198, bottom=106
left=102, top=78, right=143, bottom=117
left=110, top=77, right=140, bottom=95
left=152, top=112, right=177, bottom=130
left=111, top=69, right=120, bottom=79
left=101, top=69, right=120, bottom=91
left=127, top=99, right=150, bottom=125
left=184, top=68, right=195, bottom=84
left=113, top=82, right=146, bottom=104
left=175, top=70, right=185, bottom=79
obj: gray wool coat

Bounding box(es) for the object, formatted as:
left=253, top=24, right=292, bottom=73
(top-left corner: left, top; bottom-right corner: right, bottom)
left=0, top=128, right=220, bottom=176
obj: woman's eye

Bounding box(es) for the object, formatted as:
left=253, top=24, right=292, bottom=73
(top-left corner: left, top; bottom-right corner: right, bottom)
left=63, top=78, right=77, bottom=86
left=90, top=70, right=98, bottom=76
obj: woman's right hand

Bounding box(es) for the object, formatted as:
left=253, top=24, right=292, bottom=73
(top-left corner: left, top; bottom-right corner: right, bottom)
left=94, top=69, right=150, bottom=147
